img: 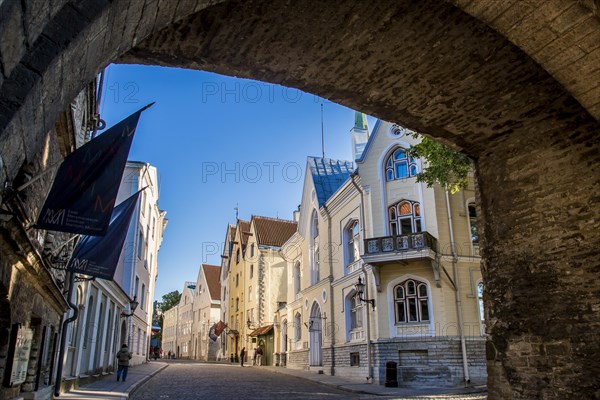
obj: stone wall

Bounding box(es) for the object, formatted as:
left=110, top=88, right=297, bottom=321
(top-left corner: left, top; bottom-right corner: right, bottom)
left=287, top=349, right=309, bottom=369
left=0, top=1, right=598, bottom=398
left=322, top=338, right=486, bottom=386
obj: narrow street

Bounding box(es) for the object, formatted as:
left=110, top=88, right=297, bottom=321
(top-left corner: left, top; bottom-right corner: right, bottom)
left=130, top=362, right=371, bottom=400
left=129, top=361, right=487, bottom=400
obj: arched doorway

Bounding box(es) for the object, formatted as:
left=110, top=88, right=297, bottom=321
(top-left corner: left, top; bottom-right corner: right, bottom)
left=309, top=302, right=322, bottom=367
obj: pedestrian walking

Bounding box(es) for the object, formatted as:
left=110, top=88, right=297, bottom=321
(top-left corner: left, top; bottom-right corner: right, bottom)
left=256, top=345, right=263, bottom=366
left=252, top=347, right=257, bottom=366
left=154, top=346, right=160, bottom=360
left=240, top=347, right=246, bottom=367
left=116, top=344, right=132, bottom=382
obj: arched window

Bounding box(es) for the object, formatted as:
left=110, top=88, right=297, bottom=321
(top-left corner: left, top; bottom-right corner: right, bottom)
left=294, top=262, right=301, bottom=297
left=294, top=312, right=302, bottom=345
left=468, top=203, right=479, bottom=245
left=393, top=279, right=430, bottom=323
left=345, top=220, right=360, bottom=267
left=385, top=147, right=418, bottom=181
left=389, top=200, right=422, bottom=235
left=310, top=210, right=320, bottom=285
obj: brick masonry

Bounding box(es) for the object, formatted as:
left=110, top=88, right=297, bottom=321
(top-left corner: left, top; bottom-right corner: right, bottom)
left=0, top=1, right=598, bottom=399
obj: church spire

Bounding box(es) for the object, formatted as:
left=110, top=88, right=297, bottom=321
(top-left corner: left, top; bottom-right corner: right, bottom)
left=354, top=112, right=368, bottom=130
left=350, top=111, right=369, bottom=161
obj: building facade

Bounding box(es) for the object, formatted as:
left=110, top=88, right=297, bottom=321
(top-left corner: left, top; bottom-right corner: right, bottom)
left=113, top=162, right=167, bottom=366
left=275, top=114, right=485, bottom=386
left=0, top=80, right=98, bottom=400
left=218, top=225, right=236, bottom=360
left=191, top=264, right=221, bottom=361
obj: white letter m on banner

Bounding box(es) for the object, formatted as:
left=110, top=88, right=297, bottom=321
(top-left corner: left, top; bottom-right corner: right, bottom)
left=43, top=209, right=66, bottom=225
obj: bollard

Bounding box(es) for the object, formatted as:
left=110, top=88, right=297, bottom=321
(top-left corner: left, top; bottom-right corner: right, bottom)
left=385, top=361, right=398, bottom=387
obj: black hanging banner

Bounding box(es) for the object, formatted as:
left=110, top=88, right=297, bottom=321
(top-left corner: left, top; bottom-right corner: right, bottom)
left=35, top=104, right=153, bottom=235
left=66, top=190, right=141, bottom=280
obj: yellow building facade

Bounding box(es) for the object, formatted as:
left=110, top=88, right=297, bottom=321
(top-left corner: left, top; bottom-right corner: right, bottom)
left=275, top=115, right=485, bottom=386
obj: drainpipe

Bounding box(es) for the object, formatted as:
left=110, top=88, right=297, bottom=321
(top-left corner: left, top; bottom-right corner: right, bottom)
left=445, top=190, right=470, bottom=385
left=54, top=272, right=78, bottom=397
left=350, top=171, right=372, bottom=383
left=322, top=205, right=336, bottom=374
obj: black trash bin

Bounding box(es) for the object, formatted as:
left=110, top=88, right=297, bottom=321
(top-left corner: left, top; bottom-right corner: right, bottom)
left=385, top=361, right=398, bottom=387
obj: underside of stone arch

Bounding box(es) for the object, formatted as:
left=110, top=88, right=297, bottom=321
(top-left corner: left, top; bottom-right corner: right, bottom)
left=0, top=1, right=598, bottom=398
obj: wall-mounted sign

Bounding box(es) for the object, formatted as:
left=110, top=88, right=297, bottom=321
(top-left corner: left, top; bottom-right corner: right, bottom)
left=8, top=326, right=34, bottom=386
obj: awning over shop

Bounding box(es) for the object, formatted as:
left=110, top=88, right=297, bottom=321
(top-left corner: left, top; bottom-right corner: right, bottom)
left=249, top=324, right=273, bottom=337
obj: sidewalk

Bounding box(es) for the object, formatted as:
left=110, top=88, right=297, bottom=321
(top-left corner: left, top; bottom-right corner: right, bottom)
left=54, top=362, right=168, bottom=400
left=261, top=365, right=487, bottom=399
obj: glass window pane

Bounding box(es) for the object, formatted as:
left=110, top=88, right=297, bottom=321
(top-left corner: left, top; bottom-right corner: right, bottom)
left=386, top=158, right=392, bottom=168
left=395, top=286, right=404, bottom=299
left=406, top=280, right=416, bottom=295
left=418, top=284, right=427, bottom=297
left=389, top=207, right=396, bottom=219
left=414, top=204, right=420, bottom=217
left=400, top=218, right=413, bottom=235
left=352, top=222, right=359, bottom=236
left=390, top=222, right=398, bottom=235
left=396, top=301, right=406, bottom=323
left=386, top=169, right=394, bottom=181
left=399, top=202, right=412, bottom=215
left=420, top=299, right=430, bottom=321
left=395, top=161, right=408, bottom=179
left=408, top=298, right=418, bottom=321
left=410, top=164, right=418, bottom=176
left=394, top=149, right=406, bottom=160
left=415, top=219, right=422, bottom=232
left=356, top=306, right=363, bottom=328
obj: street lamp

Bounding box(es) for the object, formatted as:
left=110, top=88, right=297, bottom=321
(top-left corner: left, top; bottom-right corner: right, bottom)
left=355, top=277, right=375, bottom=310
left=121, top=296, right=139, bottom=317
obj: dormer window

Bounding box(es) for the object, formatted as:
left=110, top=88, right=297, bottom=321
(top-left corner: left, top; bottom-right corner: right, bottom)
left=385, top=147, right=418, bottom=181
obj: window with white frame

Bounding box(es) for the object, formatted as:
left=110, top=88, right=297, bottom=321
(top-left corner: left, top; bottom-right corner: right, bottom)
left=294, top=262, right=301, bottom=296
left=310, top=209, right=320, bottom=285
left=345, top=290, right=364, bottom=341
left=394, top=279, right=430, bottom=323
left=345, top=220, right=360, bottom=267
left=294, top=312, right=302, bottom=343
left=389, top=200, right=422, bottom=235
left=468, top=203, right=479, bottom=245
left=385, top=147, right=418, bottom=181
left=141, top=283, right=145, bottom=309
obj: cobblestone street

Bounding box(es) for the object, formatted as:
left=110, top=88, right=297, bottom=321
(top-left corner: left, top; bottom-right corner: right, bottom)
left=130, top=361, right=487, bottom=400
left=130, top=362, right=369, bottom=400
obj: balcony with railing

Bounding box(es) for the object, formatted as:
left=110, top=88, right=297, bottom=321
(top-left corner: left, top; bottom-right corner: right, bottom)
left=362, top=231, right=437, bottom=265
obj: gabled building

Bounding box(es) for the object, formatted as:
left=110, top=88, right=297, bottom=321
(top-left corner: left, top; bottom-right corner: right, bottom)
left=176, top=282, right=196, bottom=358
left=191, top=264, right=221, bottom=361
left=226, top=219, right=250, bottom=361
left=244, top=216, right=296, bottom=366
left=219, top=224, right=236, bottom=360
left=277, top=113, right=485, bottom=387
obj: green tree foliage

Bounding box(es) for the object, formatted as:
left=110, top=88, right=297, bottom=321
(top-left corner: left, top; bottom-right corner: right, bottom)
left=159, top=290, right=182, bottom=313
left=156, top=290, right=182, bottom=341
left=406, top=133, right=472, bottom=194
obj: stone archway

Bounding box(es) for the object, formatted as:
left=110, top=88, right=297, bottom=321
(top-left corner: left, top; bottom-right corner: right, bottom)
left=0, top=1, right=598, bottom=398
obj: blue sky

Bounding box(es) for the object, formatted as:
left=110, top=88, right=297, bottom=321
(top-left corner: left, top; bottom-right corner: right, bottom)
left=100, top=64, right=376, bottom=301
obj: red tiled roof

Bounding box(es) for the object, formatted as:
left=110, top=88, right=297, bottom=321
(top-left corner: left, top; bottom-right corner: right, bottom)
left=249, top=324, right=273, bottom=336
left=252, top=216, right=297, bottom=247
left=238, top=219, right=251, bottom=248
left=202, top=264, right=221, bottom=301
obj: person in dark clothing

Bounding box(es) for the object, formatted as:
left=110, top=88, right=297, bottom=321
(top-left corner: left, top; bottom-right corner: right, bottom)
left=240, top=347, right=246, bottom=367
left=116, top=344, right=132, bottom=382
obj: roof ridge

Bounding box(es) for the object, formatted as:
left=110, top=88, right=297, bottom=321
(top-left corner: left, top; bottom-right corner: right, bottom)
left=252, top=215, right=297, bottom=224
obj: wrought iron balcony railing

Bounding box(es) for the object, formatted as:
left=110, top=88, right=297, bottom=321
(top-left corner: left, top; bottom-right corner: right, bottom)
left=363, top=232, right=437, bottom=261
